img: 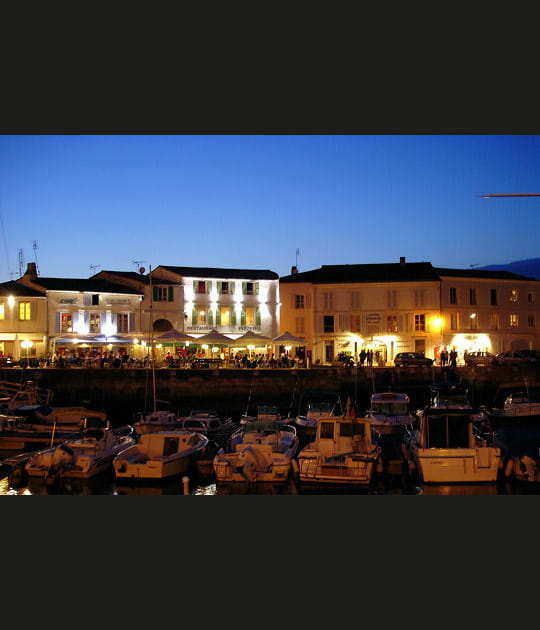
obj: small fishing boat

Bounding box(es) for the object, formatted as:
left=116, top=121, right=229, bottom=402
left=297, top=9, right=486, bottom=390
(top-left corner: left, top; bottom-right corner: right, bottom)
left=133, top=409, right=181, bottom=436
left=178, top=409, right=236, bottom=442
left=0, top=412, right=83, bottom=451
left=112, top=429, right=208, bottom=481
left=294, top=389, right=344, bottom=443
left=240, top=404, right=283, bottom=425
left=24, top=422, right=136, bottom=480
left=213, top=419, right=299, bottom=483
left=296, top=398, right=381, bottom=487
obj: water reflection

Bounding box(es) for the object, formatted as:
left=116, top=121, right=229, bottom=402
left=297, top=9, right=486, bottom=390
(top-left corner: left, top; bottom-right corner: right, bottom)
left=1, top=462, right=539, bottom=496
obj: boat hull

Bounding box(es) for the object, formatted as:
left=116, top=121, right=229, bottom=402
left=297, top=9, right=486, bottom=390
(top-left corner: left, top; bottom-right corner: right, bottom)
left=297, top=451, right=380, bottom=485
left=414, top=447, right=501, bottom=483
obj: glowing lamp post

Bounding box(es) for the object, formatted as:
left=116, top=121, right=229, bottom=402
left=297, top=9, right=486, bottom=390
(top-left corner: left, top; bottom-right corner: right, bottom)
left=21, top=339, right=33, bottom=366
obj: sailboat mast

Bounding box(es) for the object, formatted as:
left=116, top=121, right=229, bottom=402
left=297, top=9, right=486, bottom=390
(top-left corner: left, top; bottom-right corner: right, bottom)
left=149, top=265, right=157, bottom=413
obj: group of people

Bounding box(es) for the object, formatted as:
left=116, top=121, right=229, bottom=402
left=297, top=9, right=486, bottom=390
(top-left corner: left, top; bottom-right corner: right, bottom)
left=438, top=348, right=458, bottom=367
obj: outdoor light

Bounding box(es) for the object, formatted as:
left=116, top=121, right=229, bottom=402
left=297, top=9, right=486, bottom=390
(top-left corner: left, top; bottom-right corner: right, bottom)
left=470, top=313, right=476, bottom=319
left=21, top=339, right=33, bottom=363
left=7, top=295, right=15, bottom=307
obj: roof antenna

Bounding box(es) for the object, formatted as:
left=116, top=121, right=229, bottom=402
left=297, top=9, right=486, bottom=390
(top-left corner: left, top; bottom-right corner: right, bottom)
left=90, top=264, right=101, bottom=274
left=295, top=248, right=300, bottom=269
left=18, top=248, right=24, bottom=277
left=32, top=240, right=40, bottom=275
left=133, top=260, right=147, bottom=274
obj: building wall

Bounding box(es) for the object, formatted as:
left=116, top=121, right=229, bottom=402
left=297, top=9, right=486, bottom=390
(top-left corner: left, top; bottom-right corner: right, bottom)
left=0, top=296, right=48, bottom=360
left=280, top=275, right=540, bottom=365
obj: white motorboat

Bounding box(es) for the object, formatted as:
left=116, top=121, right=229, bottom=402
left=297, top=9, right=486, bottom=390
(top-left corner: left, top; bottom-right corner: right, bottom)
left=403, top=407, right=501, bottom=484
left=112, top=429, right=208, bottom=481
left=296, top=399, right=382, bottom=486
left=25, top=423, right=136, bottom=480
left=484, top=382, right=540, bottom=428
left=213, top=419, right=299, bottom=483
left=133, top=409, right=181, bottom=436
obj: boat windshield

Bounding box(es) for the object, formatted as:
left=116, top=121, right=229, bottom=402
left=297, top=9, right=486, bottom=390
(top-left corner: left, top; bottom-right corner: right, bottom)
left=425, top=413, right=470, bottom=448
left=372, top=402, right=409, bottom=416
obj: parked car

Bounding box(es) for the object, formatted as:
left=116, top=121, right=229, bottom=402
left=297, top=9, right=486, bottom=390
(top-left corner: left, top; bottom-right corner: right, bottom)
left=464, top=351, right=494, bottom=366
left=492, top=350, right=539, bottom=366
left=394, top=352, right=434, bottom=367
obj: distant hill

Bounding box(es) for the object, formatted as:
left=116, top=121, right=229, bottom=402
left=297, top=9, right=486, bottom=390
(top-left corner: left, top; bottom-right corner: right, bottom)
left=477, top=258, right=540, bottom=280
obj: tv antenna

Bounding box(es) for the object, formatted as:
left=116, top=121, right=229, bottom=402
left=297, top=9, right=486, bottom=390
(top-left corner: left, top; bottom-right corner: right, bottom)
left=470, top=263, right=479, bottom=268
left=133, top=259, right=147, bottom=274
left=18, top=248, right=24, bottom=276
left=32, top=240, right=40, bottom=275
left=295, top=248, right=300, bottom=268
left=90, top=264, right=101, bottom=274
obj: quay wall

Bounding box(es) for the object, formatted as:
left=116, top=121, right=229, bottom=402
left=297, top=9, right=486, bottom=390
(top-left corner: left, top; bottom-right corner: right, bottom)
left=1, top=366, right=539, bottom=425
left=4, top=365, right=540, bottom=425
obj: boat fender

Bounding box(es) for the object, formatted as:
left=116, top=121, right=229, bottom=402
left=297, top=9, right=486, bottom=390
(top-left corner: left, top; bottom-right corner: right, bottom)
left=504, top=458, right=513, bottom=478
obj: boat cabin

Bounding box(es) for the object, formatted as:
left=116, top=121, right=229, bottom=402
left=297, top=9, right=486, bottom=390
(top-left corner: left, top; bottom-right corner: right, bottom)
left=370, top=392, right=410, bottom=416
left=315, top=416, right=375, bottom=458
left=419, top=410, right=476, bottom=449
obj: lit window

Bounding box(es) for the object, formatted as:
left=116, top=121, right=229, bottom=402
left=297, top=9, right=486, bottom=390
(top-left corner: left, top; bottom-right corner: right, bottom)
left=117, top=313, right=129, bottom=333
left=387, top=315, right=398, bottom=332
left=19, top=302, right=31, bottom=321
left=198, top=308, right=207, bottom=325
left=414, top=314, right=425, bottom=332
left=245, top=306, right=255, bottom=326
left=90, top=313, right=100, bottom=332
left=61, top=312, right=72, bottom=332
left=220, top=307, right=230, bottom=326
left=510, top=314, right=518, bottom=327
left=510, top=289, right=518, bottom=303
left=0, top=302, right=4, bottom=320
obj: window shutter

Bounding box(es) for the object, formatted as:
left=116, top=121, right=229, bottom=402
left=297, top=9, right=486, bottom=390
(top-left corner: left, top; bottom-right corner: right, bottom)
left=216, top=305, right=221, bottom=326
left=230, top=281, right=235, bottom=294
left=240, top=306, right=246, bottom=326
left=208, top=308, right=214, bottom=327
left=193, top=280, right=198, bottom=294
left=207, top=281, right=212, bottom=293
left=153, top=286, right=158, bottom=301
left=128, top=312, right=135, bottom=332
left=72, top=311, right=80, bottom=328
left=231, top=308, right=237, bottom=326
left=255, top=306, right=261, bottom=326
left=306, top=294, right=311, bottom=308
left=242, top=282, right=247, bottom=295
left=168, top=286, right=174, bottom=301
left=255, top=282, right=259, bottom=295
left=192, top=305, right=198, bottom=325
left=55, top=312, right=61, bottom=333
left=100, top=313, right=107, bottom=329
left=111, top=312, right=117, bottom=331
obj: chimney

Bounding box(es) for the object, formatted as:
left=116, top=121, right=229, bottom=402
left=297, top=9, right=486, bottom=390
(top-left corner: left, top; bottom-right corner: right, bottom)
left=25, top=262, right=38, bottom=278
left=291, top=266, right=298, bottom=275
left=399, top=257, right=406, bottom=266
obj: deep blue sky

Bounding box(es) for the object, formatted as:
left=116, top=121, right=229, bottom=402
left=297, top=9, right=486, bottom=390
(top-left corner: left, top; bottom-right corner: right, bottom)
left=0, top=134, right=539, bottom=283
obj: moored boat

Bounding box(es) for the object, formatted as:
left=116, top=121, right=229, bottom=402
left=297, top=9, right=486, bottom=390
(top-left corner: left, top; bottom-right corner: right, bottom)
left=296, top=398, right=381, bottom=487
left=25, top=422, right=136, bottom=480
left=112, top=429, right=208, bottom=481
left=213, top=419, right=299, bottom=483
left=133, top=409, right=181, bottom=436
left=403, top=407, right=501, bottom=484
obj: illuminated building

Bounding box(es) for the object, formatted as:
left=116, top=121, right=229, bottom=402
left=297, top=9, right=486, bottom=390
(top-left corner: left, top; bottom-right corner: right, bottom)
left=279, top=258, right=540, bottom=366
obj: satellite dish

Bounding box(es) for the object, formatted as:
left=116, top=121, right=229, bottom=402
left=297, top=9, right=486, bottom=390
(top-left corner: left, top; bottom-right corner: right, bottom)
left=139, top=266, right=145, bottom=274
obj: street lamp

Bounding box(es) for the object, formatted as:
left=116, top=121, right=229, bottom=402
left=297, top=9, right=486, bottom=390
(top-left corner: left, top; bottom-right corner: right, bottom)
left=21, top=339, right=33, bottom=367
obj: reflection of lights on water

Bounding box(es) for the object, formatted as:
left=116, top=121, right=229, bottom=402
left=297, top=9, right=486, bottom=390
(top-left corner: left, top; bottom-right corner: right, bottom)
left=193, top=483, right=217, bottom=495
